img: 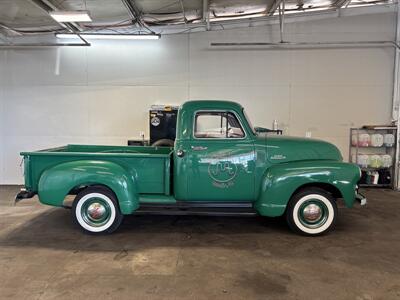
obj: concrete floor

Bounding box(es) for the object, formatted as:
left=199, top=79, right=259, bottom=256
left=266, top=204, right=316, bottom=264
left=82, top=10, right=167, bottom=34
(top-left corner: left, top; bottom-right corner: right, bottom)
left=0, top=186, right=399, bottom=300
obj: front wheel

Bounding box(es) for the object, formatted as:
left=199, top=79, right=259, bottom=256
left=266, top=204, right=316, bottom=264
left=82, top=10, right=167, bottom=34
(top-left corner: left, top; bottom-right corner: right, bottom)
left=286, top=187, right=337, bottom=236
left=72, top=186, right=124, bottom=235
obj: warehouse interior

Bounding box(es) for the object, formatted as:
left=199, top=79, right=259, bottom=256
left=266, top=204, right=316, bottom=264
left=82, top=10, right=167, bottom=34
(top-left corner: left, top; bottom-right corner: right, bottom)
left=1, top=0, right=400, bottom=299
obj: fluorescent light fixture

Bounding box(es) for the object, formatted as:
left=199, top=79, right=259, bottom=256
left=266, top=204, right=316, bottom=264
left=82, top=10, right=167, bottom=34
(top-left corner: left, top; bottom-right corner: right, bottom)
left=210, top=13, right=266, bottom=22
left=56, top=33, right=160, bottom=40
left=50, top=11, right=92, bottom=22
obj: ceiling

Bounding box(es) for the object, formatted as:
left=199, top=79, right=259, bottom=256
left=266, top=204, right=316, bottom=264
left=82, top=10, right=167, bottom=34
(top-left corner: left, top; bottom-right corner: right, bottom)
left=0, top=0, right=395, bottom=37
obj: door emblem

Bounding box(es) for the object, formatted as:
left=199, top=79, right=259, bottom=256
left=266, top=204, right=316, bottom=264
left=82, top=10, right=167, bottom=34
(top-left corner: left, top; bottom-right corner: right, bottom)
left=208, top=160, right=237, bottom=184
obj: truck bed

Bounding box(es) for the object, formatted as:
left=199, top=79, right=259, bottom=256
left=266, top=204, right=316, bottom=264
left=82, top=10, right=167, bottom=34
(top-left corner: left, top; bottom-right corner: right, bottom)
left=32, top=144, right=172, bottom=155
left=21, top=144, right=173, bottom=195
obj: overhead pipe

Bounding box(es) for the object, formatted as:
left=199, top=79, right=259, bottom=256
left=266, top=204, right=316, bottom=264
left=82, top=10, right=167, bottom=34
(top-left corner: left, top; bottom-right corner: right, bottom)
left=1, top=2, right=395, bottom=40
left=203, top=0, right=210, bottom=30
left=179, top=0, right=188, bottom=24
left=210, top=41, right=400, bottom=49
left=278, top=0, right=285, bottom=43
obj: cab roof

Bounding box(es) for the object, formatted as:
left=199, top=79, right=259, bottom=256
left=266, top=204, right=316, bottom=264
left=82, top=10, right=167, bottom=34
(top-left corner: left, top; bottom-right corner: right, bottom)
left=181, top=100, right=243, bottom=112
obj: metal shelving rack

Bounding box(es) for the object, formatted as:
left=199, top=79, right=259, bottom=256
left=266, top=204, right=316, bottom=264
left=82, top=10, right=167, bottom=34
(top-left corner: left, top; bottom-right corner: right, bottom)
left=349, top=127, right=397, bottom=189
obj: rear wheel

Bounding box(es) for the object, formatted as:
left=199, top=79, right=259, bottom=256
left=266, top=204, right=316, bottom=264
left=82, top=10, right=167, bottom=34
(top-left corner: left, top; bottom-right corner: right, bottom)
left=286, top=187, right=337, bottom=236
left=72, top=186, right=123, bottom=235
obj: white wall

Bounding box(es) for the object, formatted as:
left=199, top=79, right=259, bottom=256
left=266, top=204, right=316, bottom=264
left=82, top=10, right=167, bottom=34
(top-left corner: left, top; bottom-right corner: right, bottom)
left=0, top=13, right=396, bottom=184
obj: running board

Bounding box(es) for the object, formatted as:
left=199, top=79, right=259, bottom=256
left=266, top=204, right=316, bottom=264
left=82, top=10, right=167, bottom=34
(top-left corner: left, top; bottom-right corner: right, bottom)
left=135, top=203, right=258, bottom=217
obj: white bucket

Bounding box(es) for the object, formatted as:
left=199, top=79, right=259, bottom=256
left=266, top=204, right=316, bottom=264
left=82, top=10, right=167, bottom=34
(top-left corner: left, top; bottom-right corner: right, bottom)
left=381, top=155, right=392, bottom=168
left=357, top=154, right=369, bottom=168
left=370, top=134, right=384, bottom=147
left=369, top=155, right=382, bottom=168
left=384, top=134, right=395, bottom=147
left=358, top=133, right=370, bottom=147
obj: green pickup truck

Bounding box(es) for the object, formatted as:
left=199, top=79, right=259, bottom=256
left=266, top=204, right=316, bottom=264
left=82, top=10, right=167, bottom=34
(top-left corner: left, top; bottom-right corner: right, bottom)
left=16, top=100, right=366, bottom=236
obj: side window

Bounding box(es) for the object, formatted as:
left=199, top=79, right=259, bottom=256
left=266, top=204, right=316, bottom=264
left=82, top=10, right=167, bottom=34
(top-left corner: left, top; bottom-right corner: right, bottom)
left=194, top=112, right=245, bottom=139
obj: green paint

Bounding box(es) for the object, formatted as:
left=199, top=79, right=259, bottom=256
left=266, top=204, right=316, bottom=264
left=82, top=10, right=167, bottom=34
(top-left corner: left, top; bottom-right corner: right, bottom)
left=21, top=100, right=361, bottom=217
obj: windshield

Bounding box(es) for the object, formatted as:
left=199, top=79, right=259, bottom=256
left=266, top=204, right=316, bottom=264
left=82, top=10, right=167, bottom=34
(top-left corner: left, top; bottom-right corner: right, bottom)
left=242, top=109, right=256, bottom=135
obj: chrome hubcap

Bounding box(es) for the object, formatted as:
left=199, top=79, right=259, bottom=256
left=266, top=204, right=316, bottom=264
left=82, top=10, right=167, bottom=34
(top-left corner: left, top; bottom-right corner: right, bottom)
left=81, top=197, right=111, bottom=227
left=87, top=203, right=106, bottom=220
left=303, top=204, right=322, bottom=222
left=298, top=199, right=328, bottom=229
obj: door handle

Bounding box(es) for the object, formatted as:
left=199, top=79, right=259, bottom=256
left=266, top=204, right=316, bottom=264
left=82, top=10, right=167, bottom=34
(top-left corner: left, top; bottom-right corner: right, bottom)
left=176, top=149, right=185, bottom=157
left=191, top=146, right=208, bottom=151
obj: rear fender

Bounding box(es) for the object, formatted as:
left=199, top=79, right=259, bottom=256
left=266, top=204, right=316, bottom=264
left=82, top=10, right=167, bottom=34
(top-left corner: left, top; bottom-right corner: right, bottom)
left=254, top=161, right=360, bottom=217
left=38, top=160, right=138, bottom=214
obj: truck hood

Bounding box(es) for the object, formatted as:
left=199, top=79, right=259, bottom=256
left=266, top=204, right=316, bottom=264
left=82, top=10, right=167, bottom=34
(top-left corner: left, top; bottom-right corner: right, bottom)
left=256, top=135, right=343, bottom=164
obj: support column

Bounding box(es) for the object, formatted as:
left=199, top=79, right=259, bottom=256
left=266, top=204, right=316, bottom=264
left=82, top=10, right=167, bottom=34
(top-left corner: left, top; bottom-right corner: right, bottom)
left=394, top=0, right=400, bottom=190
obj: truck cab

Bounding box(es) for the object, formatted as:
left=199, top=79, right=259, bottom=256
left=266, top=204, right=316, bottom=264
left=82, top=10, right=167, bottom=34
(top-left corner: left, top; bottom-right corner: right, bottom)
left=174, top=101, right=256, bottom=202
left=17, top=100, right=365, bottom=236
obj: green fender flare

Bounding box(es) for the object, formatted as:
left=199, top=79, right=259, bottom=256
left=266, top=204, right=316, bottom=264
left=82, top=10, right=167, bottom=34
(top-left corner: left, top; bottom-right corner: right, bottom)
left=254, top=160, right=361, bottom=217
left=38, top=160, right=138, bottom=214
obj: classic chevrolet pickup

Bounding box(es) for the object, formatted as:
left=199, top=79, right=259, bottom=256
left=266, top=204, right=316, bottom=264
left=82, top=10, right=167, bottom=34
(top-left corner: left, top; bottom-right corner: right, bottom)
left=16, top=100, right=366, bottom=235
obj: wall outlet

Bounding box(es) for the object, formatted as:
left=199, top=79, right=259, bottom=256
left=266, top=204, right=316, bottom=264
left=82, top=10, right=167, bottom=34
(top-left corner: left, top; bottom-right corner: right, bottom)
left=305, top=131, right=312, bottom=138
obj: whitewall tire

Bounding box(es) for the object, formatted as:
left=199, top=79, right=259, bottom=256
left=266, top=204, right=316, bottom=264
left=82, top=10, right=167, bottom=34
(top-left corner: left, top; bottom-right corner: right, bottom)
left=72, top=186, right=123, bottom=235
left=286, top=187, right=337, bottom=236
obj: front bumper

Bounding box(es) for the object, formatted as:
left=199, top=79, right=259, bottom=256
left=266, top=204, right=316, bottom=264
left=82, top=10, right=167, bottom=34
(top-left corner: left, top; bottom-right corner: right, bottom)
left=355, top=192, right=367, bottom=206
left=15, top=189, right=36, bottom=205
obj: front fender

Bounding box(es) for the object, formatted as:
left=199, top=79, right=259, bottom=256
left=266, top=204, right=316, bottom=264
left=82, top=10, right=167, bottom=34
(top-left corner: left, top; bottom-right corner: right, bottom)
left=254, top=160, right=360, bottom=217
left=38, top=160, right=138, bottom=214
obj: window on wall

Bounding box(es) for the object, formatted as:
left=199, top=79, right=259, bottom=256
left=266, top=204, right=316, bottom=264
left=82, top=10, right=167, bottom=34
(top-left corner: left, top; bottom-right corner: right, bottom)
left=194, top=111, right=245, bottom=138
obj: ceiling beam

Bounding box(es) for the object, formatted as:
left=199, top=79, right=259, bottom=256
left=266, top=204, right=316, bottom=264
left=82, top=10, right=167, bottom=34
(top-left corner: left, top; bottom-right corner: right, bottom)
left=121, top=0, right=155, bottom=33
left=0, top=23, right=23, bottom=36
left=334, top=0, right=353, bottom=8
left=268, top=0, right=283, bottom=16
left=121, top=0, right=139, bottom=24
left=149, top=3, right=395, bottom=33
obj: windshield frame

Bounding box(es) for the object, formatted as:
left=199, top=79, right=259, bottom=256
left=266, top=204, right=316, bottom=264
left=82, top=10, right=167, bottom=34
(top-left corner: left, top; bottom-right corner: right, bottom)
left=242, top=108, right=256, bottom=135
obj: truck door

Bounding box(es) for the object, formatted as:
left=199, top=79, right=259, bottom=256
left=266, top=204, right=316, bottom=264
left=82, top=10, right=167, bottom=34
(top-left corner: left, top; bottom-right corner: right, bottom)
left=180, top=110, right=255, bottom=201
